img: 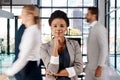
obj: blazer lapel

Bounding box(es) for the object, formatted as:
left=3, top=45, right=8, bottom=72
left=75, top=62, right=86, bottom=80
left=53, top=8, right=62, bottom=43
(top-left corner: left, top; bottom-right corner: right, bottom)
left=48, top=38, right=75, bottom=66
left=66, top=39, right=74, bottom=66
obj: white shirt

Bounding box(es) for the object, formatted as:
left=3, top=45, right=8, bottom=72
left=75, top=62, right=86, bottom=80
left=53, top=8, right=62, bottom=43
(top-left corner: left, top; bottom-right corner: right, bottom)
left=90, top=20, right=98, bottom=28
left=5, top=25, right=41, bottom=76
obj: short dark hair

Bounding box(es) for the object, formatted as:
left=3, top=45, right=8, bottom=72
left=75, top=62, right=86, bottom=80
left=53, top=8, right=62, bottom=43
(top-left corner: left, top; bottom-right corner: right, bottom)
left=48, top=10, right=69, bottom=27
left=88, top=7, right=99, bottom=20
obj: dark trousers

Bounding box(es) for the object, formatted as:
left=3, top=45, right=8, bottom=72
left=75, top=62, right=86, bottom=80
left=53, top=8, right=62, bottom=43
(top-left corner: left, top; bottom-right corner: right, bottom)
left=15, top=61, right=42, bottom=80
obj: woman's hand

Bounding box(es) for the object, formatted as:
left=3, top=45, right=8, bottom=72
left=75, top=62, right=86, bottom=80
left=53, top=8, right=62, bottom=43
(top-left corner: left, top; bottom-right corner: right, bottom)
left=45, top=69, right=68, bottom=77
left=45, top=70, right=53, bottom=76
left=0, top=74, right=8, bottom=80
left=52, top=37, right=64, bottom=56
left=54, top=69, right=69, bottom=77
left=53, top=37, right=61, bottom=50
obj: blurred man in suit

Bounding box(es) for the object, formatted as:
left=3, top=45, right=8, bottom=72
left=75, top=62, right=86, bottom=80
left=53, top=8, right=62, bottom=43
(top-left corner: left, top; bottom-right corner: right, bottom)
left=14, top=24, right=26, bottom=61
left=14, top=24, right=26, bottom=80
left=85, top=7, right=108, bottom=80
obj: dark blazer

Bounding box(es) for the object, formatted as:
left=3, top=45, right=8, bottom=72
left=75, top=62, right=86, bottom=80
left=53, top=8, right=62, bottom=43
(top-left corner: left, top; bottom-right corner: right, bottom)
left=14, top=24, right=25, bottom=80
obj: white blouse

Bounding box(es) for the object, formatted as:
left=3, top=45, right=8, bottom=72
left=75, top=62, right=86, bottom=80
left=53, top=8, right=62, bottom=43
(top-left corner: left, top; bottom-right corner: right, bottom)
left=5, top=25, right=41, bottom=76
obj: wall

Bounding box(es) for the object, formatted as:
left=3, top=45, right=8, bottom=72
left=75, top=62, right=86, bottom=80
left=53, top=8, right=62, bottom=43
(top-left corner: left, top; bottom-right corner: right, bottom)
left=98, top=0, right=105, bottom=25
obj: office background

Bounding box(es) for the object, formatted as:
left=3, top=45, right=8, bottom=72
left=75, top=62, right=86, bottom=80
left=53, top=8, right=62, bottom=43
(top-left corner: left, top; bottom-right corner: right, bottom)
left=0, top=0, right=120, bottom=79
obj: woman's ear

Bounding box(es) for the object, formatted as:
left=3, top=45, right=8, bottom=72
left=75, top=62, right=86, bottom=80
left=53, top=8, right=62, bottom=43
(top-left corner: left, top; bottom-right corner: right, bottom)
left=64, top=28, right=68, bottom=35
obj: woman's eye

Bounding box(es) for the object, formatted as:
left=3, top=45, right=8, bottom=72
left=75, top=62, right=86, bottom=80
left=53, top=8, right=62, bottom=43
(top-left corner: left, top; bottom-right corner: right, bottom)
left=53, top=25, right=57, bottom=27
left=60, top=26, right=64, bottom=28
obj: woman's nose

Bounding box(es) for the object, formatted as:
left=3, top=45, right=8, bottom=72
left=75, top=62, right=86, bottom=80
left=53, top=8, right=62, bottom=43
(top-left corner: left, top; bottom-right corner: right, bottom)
left=56, top=27, right=61, bottom=30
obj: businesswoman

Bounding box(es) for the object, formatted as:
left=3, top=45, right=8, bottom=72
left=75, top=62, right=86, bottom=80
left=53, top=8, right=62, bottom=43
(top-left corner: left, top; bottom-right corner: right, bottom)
left=40, top=10, right=83, bottom=80
left=0, top=5, right=42, bottom=80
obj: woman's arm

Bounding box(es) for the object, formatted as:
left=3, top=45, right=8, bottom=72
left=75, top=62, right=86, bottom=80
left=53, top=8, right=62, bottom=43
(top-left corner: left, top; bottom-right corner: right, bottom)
left=40, top=43, right=59, bottom=74
left=4, top=29, right=36, bottom=76
left=46, top=41, right=83, bottom=78
left=40, top=37, right=65, bottom=74
left=54, top=69, right=68, bottom=77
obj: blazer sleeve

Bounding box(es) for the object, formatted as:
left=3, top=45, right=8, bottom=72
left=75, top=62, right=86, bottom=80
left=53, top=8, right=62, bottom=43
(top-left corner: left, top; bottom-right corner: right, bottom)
left=71, top=41, right=83, bottom=75
left=40, top=44, right=59, bottom=74
left=96, top=25, right=108, bottom=66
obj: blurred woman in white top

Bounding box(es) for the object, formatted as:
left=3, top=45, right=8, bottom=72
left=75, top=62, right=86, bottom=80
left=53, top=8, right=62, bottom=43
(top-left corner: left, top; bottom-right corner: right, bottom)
left=0, top=5, right=42, bottom=80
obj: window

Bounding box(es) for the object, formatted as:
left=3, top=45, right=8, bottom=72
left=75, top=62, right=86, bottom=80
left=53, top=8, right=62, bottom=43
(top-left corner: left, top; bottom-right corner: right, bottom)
left=40, top=0, right=97, bottom=64
left=105, top=0, right=120, bottom=72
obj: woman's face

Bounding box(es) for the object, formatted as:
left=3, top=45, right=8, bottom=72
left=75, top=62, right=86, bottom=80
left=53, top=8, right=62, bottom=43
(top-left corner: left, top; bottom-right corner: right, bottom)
left=21, top=9, right=34, bottom=25
left=51, top=18, right=67, bottom=37
left=21, top=9, right=28, bottom=24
